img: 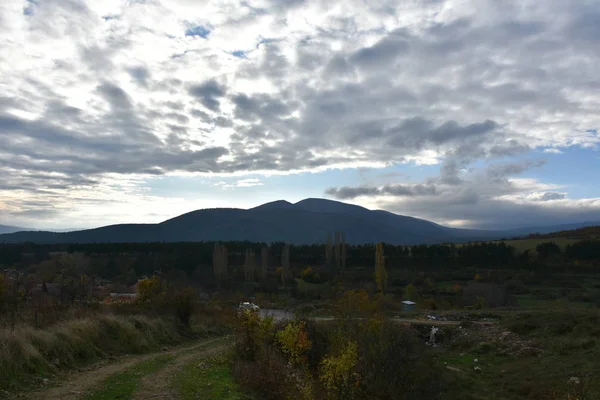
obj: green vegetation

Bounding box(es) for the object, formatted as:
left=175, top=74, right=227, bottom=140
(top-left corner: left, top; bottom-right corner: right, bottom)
left=84, top=354, right=174, bottom=400
left=172, top=354, right=253, bottom=400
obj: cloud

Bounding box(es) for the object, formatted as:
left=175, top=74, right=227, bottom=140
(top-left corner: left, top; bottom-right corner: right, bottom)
left=1, top=0, right=599, bottom=227
left=324, top=159, right=600, bottom=228
left=188, top=79, right=227, bottom=112
left=325, top=183, right=436, bottom=200
left=529, top=192, right=568, bottom=201
left=215, top=178, right=264, bottom=189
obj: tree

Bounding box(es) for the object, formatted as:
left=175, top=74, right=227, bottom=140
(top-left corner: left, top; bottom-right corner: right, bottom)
left=244, top=248, right=256, bottom=282
left=326, top=233, right=333, bottom=266
left=536, top=241, right=561, bottom=260
left=334, top=232, right=341, bottom=270
left=212, top=243, right=228, bottom=288
left=136, top=275, right=164, bottom=303
left=341, top=232, right=347, bottom=269
left=404, top=284, right=419, bottom=301
left=260, top=246, right=269, bottom=284
left=281, top=243, right=290, bottom=287
left=374, top=243, right=387, bottom=294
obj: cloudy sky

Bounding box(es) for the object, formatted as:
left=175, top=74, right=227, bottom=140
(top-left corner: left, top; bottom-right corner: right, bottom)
left=1, top=0, right=599, bottom=230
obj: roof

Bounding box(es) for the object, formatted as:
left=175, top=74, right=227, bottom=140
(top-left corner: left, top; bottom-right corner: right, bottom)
left=401, top=300, right=416, bottom=305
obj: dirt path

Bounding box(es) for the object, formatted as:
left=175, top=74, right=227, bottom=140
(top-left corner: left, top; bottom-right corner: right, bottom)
left=313, top=316, right=496, bottom=326
left=24, top=337, right=227, bottom=400
left=132, top=338, right=229, bottom=400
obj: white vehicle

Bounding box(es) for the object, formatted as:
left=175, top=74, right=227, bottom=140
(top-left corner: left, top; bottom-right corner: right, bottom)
left=238, top=302, right=260, bottom=313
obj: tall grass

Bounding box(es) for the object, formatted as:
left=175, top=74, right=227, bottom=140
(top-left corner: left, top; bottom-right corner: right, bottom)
left=0, top=315, right=185, bottom=392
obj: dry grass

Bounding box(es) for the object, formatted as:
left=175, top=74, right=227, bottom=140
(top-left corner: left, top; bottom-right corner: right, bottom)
left=0, top=314, right=185, bottom=392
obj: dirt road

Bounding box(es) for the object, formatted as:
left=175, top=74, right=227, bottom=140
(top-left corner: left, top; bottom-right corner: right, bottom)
left=23, top=336, right=229, bottom=400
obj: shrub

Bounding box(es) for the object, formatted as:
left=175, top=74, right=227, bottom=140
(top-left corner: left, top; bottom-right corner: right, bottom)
left=171, top=287, right=197, bottom=326
left=319, top=341, right=360, bottom=400
left=275, top=320, right=312, bottom=366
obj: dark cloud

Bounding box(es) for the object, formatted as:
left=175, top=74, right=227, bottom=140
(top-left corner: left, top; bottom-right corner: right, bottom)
left=325, top=183, right=437, bottom=200
left=350, top=30, right=410, bottom=70
left=188, top=79, right=227, bottom=111
left=232, top=93, right=292, bottom=122
left=486, top=160, right=546, bottom=182
left=533, top=192, right=567, bottom=201
left=128, top=66, right=150, bottom=86
left=97, top=82, right=133, bottom=110
left=165, top=112, right=190, bottom=124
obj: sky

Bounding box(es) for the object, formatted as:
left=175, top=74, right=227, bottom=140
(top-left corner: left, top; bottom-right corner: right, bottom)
left=0, top=0, right=599, bottom=230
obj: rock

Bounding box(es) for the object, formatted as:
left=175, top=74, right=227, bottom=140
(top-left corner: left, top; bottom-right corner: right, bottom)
left=474, top=358, right=478, bottom=363
left=569, top=377, right=580, bottom=385
left=474, top=366, right=482, bottom=371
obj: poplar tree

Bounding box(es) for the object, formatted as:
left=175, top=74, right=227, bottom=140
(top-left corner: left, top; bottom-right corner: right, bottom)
left=374, top=242, right=387, bottom=294
left=281, top=244, right=290, bottom=287
left=212, top=243, right=228, bottom=288
left=244, top=248, right=255, bottom=282
left=260, top=246, right=269, bottom=284
left=325, top=233, right=333, bottom=266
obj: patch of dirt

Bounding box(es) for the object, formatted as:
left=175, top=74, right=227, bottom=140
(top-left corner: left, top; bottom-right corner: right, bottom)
left=453, top=324, right=541, bottom=356
left=20, top=337, right=227, bottom=400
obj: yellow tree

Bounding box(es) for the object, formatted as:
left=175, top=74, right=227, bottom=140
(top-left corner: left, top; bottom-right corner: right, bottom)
left=374, top=243, right=387, bottom=294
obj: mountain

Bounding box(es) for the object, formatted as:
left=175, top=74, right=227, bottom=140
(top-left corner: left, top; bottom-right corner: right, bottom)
left=0, top=198, right=598, bottom=245
left=0, top=225, right=30, bottom=234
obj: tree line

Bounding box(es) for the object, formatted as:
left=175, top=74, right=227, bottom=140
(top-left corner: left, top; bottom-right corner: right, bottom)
left=2, top=238, right=600, bottom=279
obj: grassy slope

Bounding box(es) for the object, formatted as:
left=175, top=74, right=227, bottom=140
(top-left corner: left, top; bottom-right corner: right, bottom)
left=0, top=315, right=189, bottom=393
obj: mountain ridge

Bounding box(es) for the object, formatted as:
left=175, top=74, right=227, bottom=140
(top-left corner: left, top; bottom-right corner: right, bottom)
left=0, top=198, right=598, bottom=245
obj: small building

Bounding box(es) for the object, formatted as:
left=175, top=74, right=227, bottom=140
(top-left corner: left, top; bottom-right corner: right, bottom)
left=402, top=300, right=416, bottom=312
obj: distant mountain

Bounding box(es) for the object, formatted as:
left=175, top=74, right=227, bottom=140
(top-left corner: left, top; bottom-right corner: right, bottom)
left=0, top=198, right=598, bottom=245
left=0, top=224, right=30, bottom=234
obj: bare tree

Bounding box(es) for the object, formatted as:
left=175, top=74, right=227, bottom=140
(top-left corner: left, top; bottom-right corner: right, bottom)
left=325, top=233, right=333, bottom=266
left=281, top=244, right=290, bottom=287
left=341, top=231, right=347, bottom=269
left=334, top=232, right=341, bottom=269
left=244, top=248, right=256, bottom=282
left=212, top=243, right=228, bottom=288
left=260, top=246, right=269, bottom=284
left=331, top=231, right=347, bottom=271
left=374, top=242, right=387, bottom=294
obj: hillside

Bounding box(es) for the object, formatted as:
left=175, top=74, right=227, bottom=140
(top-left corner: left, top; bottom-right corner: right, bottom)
left=527, top=225, right=600, bottom=240
left=0, top=225, right=29, bottom=235
left=0, top=198, right=598, bottom=245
